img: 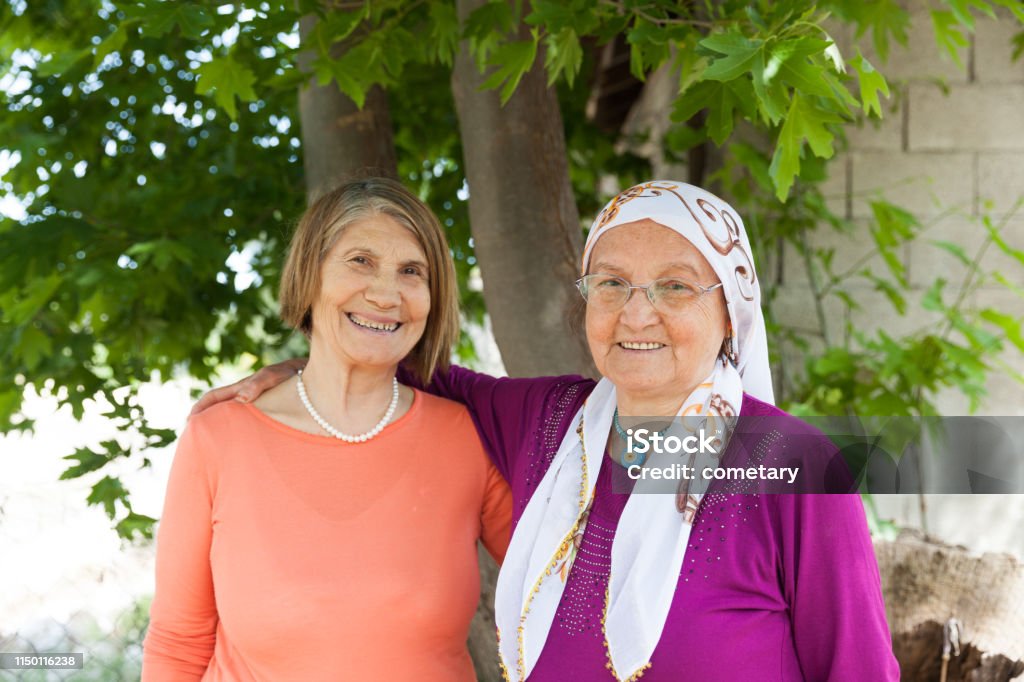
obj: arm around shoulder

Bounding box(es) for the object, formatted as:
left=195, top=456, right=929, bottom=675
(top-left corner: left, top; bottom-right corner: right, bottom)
left=406, top=363, right=594, bottom=481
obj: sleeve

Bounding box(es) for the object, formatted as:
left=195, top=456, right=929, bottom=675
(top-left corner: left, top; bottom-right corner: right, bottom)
left=777, top=492, right=900, bottom=681
left=400, top=363, right=591, bottom=481
left=478, top=459, right=513, bottom=564
left=142, top=423, right=218, bottom=681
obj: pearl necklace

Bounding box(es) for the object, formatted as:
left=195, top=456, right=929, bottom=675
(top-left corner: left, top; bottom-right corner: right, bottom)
left=295, top=369, right=399, bottom=443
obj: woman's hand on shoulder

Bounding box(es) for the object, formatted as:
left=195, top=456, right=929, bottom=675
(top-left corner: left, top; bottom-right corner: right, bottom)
left=189, top=358, right=308, bottom=418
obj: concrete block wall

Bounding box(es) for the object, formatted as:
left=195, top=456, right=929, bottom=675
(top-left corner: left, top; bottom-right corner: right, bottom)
left=777, top=4, right=1024, bottom=415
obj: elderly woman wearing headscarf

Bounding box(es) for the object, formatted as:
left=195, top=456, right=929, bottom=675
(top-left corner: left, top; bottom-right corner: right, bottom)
left=195, top=181, right=899, bottom=681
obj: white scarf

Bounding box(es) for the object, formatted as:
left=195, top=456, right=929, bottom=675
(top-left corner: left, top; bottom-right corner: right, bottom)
left=495, top=182, right=773, bottom=680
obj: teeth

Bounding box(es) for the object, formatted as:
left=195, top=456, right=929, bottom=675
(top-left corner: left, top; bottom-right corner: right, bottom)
left=620, top=342, right=664, bottom=350
left=349, top=314, right=399, bottom=332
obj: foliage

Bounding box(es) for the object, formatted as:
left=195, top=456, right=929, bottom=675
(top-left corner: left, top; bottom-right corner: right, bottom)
left=9, top=596, right=150, bottom=681
left=1, top=0, right=1022, bottom=539
left=715, top=144, right=1024, bottom=418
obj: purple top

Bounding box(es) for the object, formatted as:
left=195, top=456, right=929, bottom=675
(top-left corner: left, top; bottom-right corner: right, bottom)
left=418, top=366, right=899, bottom=681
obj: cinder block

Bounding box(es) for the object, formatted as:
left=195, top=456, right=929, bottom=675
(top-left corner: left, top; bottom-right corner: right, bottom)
left=774, top=334, right=827, bottom=398
left=851, top=151, right=974, bottom=217
left=847, top=289, right=946, bottom=339
left=934, top=385, right=974, bottom=415
left=770, top=283, right=847, bottom=343
left=909, top=217, right=1024, bottom=288
left=819, top=153, right=850, bottom=218
left=783, top=219, right=897, bottom=289
left=975, top=369, right=1024, bottom=415
left=978, top=153, right=1024, bottom=216
left=908, top=84, right=1024, bottom=151
left=857, top=8, right=969, bottom=84
left=754, top=238, right=783, bottom=288
left=975, top=12, right=1024, bottom=84
left=846, top=94, right=905, bottom=152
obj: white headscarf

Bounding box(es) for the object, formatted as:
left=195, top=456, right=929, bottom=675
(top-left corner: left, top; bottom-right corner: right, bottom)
left=495, top=181, right=774, bottom=680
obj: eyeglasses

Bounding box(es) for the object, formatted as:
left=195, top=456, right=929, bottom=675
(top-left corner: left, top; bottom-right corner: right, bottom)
left=575, top=274, right=724, bottom=314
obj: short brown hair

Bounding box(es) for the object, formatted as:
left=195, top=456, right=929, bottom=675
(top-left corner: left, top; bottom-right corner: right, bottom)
left=279, top=177, right=459, bottom=384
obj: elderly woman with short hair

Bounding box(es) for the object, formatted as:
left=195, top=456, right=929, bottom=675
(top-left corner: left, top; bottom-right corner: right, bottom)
left=197, top=181, right=899, bottom=680
left=142, top=178, right=512, bottom=681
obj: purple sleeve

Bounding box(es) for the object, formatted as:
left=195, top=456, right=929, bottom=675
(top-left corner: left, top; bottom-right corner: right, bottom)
left=399, top=364, right=593, bottom=482
left=776, top=492, right=899, bottom=680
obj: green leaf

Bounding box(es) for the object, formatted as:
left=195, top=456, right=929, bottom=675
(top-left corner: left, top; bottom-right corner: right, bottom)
left=195, top=56, right=258, bottom=120
left=60, top=446, right=110, bottom=479
left=464, top=1, right=516, bottom=66
left=6, top=273, right=61, bottom=325
left=126, top=238, right=195, bottom=271
left=870, top=200, right=919, bottom=243
left=943, top=0, right=991, bottom=30
left=14, top=325, right=52, bottom=371
left=992, top=0, right=1024, bottom=23
left=776, top=56, right=836, bottom=101
left=850, top=52, right=890, bottom=117
left=813, top=347, right=855, bottom=375
left=768, top=94, right=843, bottom=201
left=526, top=0, right=590, bottom=32
left=429, top=2, right=459, bottom=66
left=139, top=3, right=215, bottom=39
left=626, top=20, right=672, bottom=80
left=1013, top=30, right=1024, bottom=63
left=864, top=272, right=907, bottom=315
left=36, top=48, right=89, bottom=77
left=980, top=308, right=1024, bottom=352
left=481, top=37, right=538, bottom=105
left=930, top=239, right=972, bottom=266
left=931, top=10, right=970, bottom=68
left=848, top=0, right=910, bottom=62
left=673, top=80, right=748, bottom=145
left=93, top=21, right=137, bottom=69
left=116, top=512, right=158, bottom=540
left=87, top=475, right=128, bottom=518
left=751, top=49, right=788, bottom=124
left=922, top=278, right=947, bottom=312
left=544, top=28, right=583, bottom=87
left=700, top=32, right=761, bottom=81
left=984, top=215, right=1024, bottom=267
left=322, top=10, right=365, bottom=46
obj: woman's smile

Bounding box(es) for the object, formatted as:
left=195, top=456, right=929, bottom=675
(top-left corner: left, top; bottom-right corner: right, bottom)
left=616, top=341, right=666, bottom=351
left=346, top=312, right=402, bottom=333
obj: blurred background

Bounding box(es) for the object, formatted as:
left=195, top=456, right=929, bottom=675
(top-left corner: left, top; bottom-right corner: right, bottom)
left=1, top=0, right=1022, bottom=679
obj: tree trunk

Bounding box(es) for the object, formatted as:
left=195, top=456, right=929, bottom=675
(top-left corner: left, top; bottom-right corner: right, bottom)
left=875, top=530, right=1024, bottom=681
left=452, top=0, right=596, bottom=380
left=296, top=15, right=398, bottom=203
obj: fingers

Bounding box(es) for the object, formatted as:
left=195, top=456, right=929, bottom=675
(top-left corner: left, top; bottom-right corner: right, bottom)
left=188, top=357, right=308, bottom=420
left=241, top=361, right=299, bottom=402
left=188, top=380, right=248, bottom=419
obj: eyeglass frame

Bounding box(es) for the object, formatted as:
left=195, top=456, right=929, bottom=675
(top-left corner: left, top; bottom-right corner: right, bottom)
left=574, top=273, right=725, bottom=313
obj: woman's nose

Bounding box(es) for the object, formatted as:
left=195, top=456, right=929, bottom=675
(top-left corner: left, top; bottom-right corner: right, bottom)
left=618, top=286, right=659, bottom=327
left=364, top=273, right=401, bottom=308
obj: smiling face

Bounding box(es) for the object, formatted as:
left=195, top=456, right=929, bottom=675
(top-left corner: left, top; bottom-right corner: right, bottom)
left=585, top=219, right=729, bottom=408
left=309, top=214, right=431, bottom=372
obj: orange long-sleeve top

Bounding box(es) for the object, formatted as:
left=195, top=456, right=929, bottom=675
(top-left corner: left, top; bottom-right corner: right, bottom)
left=142, top=390, right=512, bottom=681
